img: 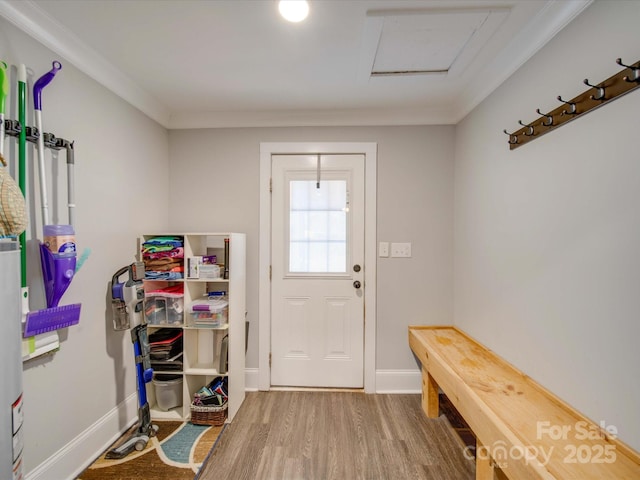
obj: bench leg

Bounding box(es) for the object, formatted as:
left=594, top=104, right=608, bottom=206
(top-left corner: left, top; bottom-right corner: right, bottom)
left=421, top=368, right=440, bottom=418
left=476, top=440, right=495, bottom=480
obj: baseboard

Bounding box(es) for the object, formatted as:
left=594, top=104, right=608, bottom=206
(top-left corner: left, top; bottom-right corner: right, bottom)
left=243, top=368, right=422, bottom=393
left=29, top=368, right=261, bottom=480
left=244, top=368, right=259, bottom=391
left=375, top=369, right=422, bottom=393
left=27, top=369, right=419, bottom=478
left=25, top=392, right=138, bottom=480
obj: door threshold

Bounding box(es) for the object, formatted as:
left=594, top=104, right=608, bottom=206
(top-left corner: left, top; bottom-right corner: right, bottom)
left=269, top=386, right=365, bottom=393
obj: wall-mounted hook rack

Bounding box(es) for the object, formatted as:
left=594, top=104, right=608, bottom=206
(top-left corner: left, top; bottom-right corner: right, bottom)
left=3, top=119, right=73, bottom=151
left=583, top=79, right=605, bottom=100
left=503, top=129, right=518, bottom=145
left=536, top=108, right=554, bottom=126
left=518, top=120, right=534, bottom=136
left=504, top=58, right=640, bottom=150
left=616, top=58, right=640, bottom=82
left=557, top=95, right=577, bottom=116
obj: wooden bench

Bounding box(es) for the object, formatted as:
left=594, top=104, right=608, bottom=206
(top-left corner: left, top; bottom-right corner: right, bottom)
left=409, top=325, right=640, bottom=479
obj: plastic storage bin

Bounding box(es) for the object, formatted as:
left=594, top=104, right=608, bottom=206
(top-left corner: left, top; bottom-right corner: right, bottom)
left=152, top=374, right=183, bottom=411
left=188, top=293, right=228, bottom=327
left=145, top=285, right=184, bottom=325
left=198, top=263, right=221, bottom=279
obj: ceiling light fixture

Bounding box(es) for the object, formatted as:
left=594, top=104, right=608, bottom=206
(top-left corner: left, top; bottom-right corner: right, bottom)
left=278, top=0, right=309, bottom=23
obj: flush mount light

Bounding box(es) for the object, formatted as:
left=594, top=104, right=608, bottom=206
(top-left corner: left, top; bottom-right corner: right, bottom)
left=278, top=0, right=309, bottom=23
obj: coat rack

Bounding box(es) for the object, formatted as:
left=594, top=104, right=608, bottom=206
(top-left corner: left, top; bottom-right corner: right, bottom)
left=504, top=58, right=640, bottom=150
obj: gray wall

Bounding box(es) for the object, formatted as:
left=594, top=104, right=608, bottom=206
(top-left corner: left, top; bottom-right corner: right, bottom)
left=454, top=0, right=640, bottom=452
left=168, top=126, right=455, bottom=370
left=3, top=18, right=457, bottom=475
left=7, top=0, right=640, bottom=475
left=1, top=17, right=170, bottom=474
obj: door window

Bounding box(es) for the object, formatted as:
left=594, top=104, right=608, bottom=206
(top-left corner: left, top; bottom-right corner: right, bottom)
left=288, top=179, right=348, bottom=274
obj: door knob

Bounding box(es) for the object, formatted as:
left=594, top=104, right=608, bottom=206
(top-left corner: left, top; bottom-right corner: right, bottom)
left=353, top=280, right=361, bottom=289
left=353, top=264, right=361, bottom=272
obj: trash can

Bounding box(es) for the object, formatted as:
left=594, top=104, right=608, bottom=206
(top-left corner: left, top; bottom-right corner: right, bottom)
left=152, top=374, right=183, bottom=411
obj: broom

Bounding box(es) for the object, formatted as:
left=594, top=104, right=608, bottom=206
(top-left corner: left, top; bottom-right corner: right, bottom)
left=0, top=152, right=27, bottom=237
left=0, top=62, right=27, bottom=238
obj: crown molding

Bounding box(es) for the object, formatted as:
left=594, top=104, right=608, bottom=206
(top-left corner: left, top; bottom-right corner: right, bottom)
left=0, top=0, right=170, bottom=127
left=168, top=106, right=458, bottom=129
left=452, top=0, right=593, bottom=123
left=1, top=0, right=592, bottom=129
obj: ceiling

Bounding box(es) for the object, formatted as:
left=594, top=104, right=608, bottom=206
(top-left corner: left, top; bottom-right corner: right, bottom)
left=0, top=0, right=591, bottom=129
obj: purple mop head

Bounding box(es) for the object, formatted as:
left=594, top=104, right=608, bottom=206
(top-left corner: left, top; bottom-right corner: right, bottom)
left=40, top=243, right=76, bottom=308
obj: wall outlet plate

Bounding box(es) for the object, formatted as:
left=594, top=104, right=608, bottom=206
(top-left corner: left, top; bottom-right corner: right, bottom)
left=391, top=242, right=411, bottom=258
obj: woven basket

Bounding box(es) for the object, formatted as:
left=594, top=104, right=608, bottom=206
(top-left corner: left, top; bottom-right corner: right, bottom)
left=190, top=402, right=227, bottom=426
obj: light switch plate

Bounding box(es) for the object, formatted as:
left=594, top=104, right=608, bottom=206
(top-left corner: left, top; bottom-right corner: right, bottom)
left=379, top=242, right=389, bottom=257
left=391, top=242, right=411, bottom=258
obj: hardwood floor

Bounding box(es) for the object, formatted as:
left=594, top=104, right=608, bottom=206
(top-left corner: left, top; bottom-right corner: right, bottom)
left=197, top=391, right=475, bottom=480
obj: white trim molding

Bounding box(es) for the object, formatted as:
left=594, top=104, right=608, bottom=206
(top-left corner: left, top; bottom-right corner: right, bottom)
left=259, top=142, right=378, bottom=393
left=0, top=0, right=592, bottom=129
left=375, top=370, right=422, bottom=394
left=245, top=368, right=259, bottom=392
left=25, top=368, right=447, bottom=480
left=452, top=0, right=593, bottom=121
left=25, top=393, right=138, bottom=480
left=0, top=0, right=170, bottom=127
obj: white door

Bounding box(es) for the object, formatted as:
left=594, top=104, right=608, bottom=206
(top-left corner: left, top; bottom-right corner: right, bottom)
left=271, top=154, right=365, bottom=388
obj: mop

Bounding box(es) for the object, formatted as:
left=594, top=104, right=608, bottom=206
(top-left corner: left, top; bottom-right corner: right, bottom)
left=22, top=61, right=81, bottom=338
left=34, top=61, right=61, bottom=231
left=33, top=61, right=77, bottom=309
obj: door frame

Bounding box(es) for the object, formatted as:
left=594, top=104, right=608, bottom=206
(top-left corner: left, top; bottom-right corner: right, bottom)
left=259, top=142, right=377, bottom=392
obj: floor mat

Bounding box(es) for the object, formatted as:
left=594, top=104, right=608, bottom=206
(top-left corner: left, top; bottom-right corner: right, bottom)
left=77, top=420, right=223, bottom=480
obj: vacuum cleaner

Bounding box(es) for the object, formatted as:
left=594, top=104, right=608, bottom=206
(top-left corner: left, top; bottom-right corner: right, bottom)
left=106, top=262, right=158, bottom=458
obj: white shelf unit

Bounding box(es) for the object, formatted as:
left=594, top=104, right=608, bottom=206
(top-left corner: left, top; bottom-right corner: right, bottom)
left=139, top=233, right=246, bottom=423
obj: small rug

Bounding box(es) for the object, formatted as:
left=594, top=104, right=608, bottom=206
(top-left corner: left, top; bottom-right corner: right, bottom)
left=77, top=421, right=223, bottom=480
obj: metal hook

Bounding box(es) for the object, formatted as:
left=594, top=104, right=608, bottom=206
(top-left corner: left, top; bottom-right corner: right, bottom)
left=616, top=58, right=640, bottom=82
left=557, top=95, right=577, bottom=115
left=583, top=79, right=605, bottom=100
left=536, top=108, right=553, bottom=127
left=503, top=129, right=518, bottom=145
left=518, top=120, right=534, bottom=136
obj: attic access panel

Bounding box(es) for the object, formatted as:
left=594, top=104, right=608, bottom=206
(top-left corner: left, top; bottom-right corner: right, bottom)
left=365, top=8, right=509, bottom=77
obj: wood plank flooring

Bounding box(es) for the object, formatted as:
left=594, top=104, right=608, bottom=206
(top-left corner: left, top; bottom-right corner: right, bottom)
left=197, top=391, right=475, bottom=480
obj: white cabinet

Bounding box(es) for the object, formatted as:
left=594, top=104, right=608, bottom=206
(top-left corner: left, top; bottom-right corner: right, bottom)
left=138, top=233, right=246, bottom=423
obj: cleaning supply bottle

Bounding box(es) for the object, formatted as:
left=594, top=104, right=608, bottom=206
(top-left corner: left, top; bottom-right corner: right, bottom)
left=40, top=224, right=77, bottom=307
left=43, top=224, right=76, bottom=256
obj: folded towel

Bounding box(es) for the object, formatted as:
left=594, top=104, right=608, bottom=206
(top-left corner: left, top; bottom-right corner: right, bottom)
left=145, top=271, right=183, bottom=280
left=142, top=237, right=183, bottom=253
left=145, top=257, right=182, bottom=268
left=143, top=247, right=184, bottom=260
